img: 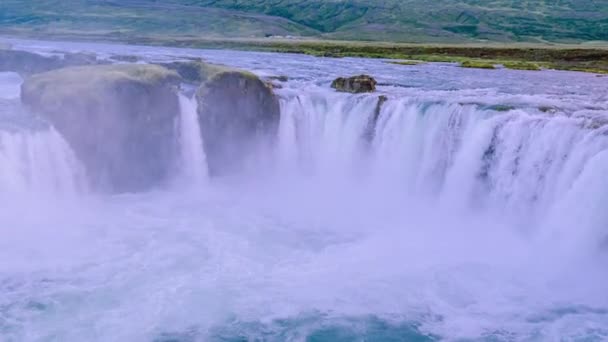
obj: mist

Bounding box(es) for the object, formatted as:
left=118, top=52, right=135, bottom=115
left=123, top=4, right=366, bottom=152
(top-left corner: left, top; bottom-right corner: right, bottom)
left=1, top=39, right=608, bottom=341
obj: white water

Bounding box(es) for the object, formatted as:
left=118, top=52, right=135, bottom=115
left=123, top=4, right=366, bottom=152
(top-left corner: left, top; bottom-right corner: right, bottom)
left=277, top=92, right=608, bottom=273
left=1, top=41, right=608, bottom=341
left=177, top=93, right=208, bottom=186
left=0, top=72, right=87, bottom=196
left=0, top=128, right=87, bottom=195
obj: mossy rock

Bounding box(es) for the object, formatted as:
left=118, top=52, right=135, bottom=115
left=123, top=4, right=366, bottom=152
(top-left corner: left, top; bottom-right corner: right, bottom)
left=21, top=64, right=181, bottom=192
left=331, top=75, right=377, bottom=93
left=502, top=61, right=541, bottom=71
left=196, top=69, right=280, bottom=176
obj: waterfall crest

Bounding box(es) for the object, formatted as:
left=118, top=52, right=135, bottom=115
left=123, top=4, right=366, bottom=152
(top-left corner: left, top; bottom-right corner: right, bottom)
left=277, top=91, right=608, bottom=245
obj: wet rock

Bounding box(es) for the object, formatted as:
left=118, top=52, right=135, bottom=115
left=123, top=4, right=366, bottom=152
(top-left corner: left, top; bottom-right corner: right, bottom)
left=196, top=69, right=280, bottom=176
left=374, top=95, right=388, bottom=121
left=110, top=55, right=140, bottom=63
left=263, top=76, right=288, bottom=89
left=21, top=64, right=181, bottom=192
left=0, top=49, right=99, bottom=76
left=268, top=75, right=289, bottom=82
left=487, top=104, right=515, bottom=112
left=265, top=81, right=283, bottom=89
left=364, top=95, right=388, bottom=141
left=158, top=59, right=230, bottom=84
left=331, top=75, right=377, bottom=93
left=538, top=106, right=557, bottom=114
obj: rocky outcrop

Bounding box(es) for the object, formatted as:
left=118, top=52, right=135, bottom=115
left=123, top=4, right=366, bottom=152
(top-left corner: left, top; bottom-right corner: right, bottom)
left=0, top=48, right=99, bottom=76
left=196, top=69, right=280, bottom=176
left=331, top=75, right=377, bottom=93
left=21, top=64, right=181, bottom=192
left=158, top=59, right=230, bottom=84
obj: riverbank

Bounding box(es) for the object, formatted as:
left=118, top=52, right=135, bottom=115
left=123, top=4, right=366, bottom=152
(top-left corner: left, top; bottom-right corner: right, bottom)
left=2, top=31, right=608, bottom=74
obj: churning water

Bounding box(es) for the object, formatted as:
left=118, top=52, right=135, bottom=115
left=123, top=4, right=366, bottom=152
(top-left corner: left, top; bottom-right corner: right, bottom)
left=1, top=39, right=608, bottom=341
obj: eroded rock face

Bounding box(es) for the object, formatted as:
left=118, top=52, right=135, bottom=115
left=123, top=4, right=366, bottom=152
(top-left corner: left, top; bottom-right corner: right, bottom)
left=331, top=75, right=377, bottom=93
left=196, top=70, right=280, bottom=176
left=21, top=64, right=181, bottom=192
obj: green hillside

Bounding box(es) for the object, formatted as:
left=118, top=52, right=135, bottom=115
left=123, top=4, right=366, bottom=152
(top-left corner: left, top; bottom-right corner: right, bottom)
left=1, top=0, right=607, bottom=43
left=193, top=0, right=608, bottom=43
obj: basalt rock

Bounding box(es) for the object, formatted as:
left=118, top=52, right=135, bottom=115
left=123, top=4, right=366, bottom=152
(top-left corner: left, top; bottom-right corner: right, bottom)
left=21, top=64, right=181, bottom=192
left=331, top=75, right=377, bottom=93
left=196, top=69, right=280, bottom=176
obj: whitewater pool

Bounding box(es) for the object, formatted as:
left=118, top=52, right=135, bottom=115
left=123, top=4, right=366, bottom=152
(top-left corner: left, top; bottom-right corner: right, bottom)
left=1, top=38, right=608, bottom=341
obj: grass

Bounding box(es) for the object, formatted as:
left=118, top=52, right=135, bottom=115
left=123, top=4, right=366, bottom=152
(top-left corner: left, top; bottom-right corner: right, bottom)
left=2, top=0, right=607, bottom=74
left=2, top=0, right=608, bottom=44
left=389, top=60, right=423, bottom=66
left=1, top=0, right=607, bottom=77
left=1, top=28, right=607, bottom=75
left=501, top=61, right=542, bottom=71
left=460, top=60, right=496, bottom=69
left=21, top=64, right=181, bottom=112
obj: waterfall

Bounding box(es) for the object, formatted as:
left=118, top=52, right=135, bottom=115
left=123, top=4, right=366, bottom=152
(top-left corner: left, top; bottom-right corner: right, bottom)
left=277, top=91, right=608, bottom=246
left=177, top=93, right=208, bottom=185
left=278, top=92, right=378, bottom=177
left=0, top=127, right=87, bottom=195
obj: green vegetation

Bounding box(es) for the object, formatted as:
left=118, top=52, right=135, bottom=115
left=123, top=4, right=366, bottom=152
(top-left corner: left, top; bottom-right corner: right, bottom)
left=460, top=60, right=496, bottom=69
left=192, top=0, right=608, bottom=43
left=23, top=64, right=180, bottom=101
left=1, top=0, right=607, bottom=44
left=1, top=1, right=607, bottom=74
left=501, top=61, right=541, bottom=71
left=389, top=61, right=423, bottom=66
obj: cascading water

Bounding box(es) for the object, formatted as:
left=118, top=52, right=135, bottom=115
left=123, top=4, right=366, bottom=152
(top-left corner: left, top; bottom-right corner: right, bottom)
left=0, top=128, right=87, bottom=195
left=177, top=93, right=208, bottom=185
left=278, top=92, right=608, bottom=234
left=1, top=41, right=608, bottom=341
left=0, top=72, right=87, bottom=196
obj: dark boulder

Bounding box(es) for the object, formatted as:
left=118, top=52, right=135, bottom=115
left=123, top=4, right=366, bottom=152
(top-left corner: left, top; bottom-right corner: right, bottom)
left=21, top=64, right=181, bottom=192
left=196, top=69, right=280, bottom=176
left=331, top=75, right=377, bottom=93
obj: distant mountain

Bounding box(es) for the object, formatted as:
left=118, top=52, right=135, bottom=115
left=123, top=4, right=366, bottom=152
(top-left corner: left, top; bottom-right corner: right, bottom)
left=1, top=0, right=607, bottom=43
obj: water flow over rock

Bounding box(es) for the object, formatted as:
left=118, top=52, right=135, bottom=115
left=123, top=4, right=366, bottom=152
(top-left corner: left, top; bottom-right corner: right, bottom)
left=0, top=128, right=87, bottom=195
left=20, top=64, right=181, bottom=193
left=177, top=93, right=208, bottom=185
left=277, top=91, right=608, bottom=249
left=196, top=70, right=280, bottom=176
